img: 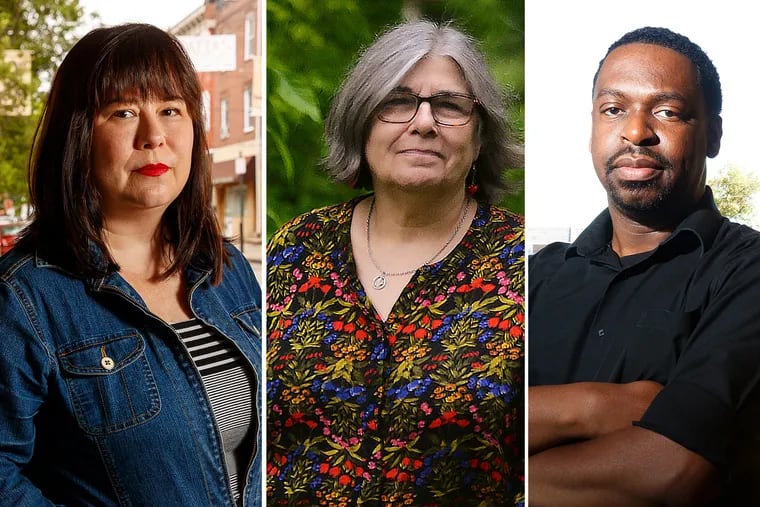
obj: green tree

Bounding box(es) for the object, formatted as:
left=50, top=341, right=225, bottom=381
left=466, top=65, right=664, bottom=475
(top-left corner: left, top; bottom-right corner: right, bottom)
left=0, top=0, right=84, bottom=208
left=709, top=164, right=760, bottom=225
left=266, top=0, right=524, bottom=237
left=404, top=0, right=524, bottom=213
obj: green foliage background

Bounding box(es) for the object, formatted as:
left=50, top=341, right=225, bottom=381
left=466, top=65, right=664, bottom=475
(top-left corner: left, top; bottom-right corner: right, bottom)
left=266, top=0, right=524, bottom=238
left=0, top=0, right=83, bottom=206
left=708, top=164, right=760, bottom=225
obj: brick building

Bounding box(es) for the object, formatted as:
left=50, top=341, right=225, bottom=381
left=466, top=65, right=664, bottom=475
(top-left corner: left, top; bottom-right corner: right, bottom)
left=172, top=0, right=263, bottom=257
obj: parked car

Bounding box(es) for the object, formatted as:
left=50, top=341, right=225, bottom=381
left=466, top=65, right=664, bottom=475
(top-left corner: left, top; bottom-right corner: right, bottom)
left=0, top=221, right=27, bottom=255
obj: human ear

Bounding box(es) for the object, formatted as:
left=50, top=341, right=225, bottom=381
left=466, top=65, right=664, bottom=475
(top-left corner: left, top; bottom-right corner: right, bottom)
left=707, top=115, right=722, bottom=158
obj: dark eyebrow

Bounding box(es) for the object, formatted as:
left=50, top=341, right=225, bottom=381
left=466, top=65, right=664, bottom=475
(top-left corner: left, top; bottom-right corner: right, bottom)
left=103, top=96, right=136, bottom=106
left=595, top=88, right=687, bottom=104
left=391, top=86, right=470, bottom=96
left=650, top=91, right=688, bottom=103
left=594, top=88, right=625, bottom=101
left=104, top=94, right=185, bottom=106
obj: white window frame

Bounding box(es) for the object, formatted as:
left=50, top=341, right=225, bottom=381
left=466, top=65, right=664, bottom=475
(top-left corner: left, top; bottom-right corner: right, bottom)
left=220, top=98, right=229, bottom=139
left=244, top=13, right=255, bottom=60
left=243, top=86, right=253, bottom=133
left=202, top=90, right=211, bottom=132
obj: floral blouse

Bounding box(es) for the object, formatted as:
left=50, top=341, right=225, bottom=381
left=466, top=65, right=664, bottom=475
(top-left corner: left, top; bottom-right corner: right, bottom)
left=266, top=197, right=525, bottom=506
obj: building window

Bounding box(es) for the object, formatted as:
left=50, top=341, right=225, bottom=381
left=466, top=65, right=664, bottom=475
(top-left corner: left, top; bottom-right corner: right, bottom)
left=244, top=13, right=255, bottom=60
left=202, top=90, right=211, bottom=132
left=220, top=98, right=229, bottom=139
left=243, top=86, right=253, bottom=133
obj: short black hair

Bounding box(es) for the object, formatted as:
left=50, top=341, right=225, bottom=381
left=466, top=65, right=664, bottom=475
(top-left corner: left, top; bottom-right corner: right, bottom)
left=592, top=26, right=722, bottom=116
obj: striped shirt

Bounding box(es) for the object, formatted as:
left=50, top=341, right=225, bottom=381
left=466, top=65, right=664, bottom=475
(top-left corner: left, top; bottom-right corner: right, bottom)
left=173, top=318, right=257, bottom=503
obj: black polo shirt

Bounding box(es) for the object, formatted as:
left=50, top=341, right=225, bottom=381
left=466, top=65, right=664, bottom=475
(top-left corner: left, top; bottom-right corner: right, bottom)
left=529, top=190, right=760, bottom=502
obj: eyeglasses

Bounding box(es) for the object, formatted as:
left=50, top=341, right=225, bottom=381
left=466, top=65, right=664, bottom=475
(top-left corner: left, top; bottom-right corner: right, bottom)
left=377, top=91, right=479, bottom=126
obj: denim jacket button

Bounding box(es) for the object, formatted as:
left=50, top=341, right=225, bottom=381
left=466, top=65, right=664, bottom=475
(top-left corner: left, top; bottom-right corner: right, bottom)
left=101, top=356, right=115, bottom=370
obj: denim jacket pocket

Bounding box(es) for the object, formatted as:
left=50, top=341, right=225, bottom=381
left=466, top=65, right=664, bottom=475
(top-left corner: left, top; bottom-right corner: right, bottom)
left=231, top=303, right=261, bottom=339
left=57, top=331, right=161, bottom=435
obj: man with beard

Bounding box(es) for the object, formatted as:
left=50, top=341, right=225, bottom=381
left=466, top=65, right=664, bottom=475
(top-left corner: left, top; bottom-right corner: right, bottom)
left=528, top=27, right=760, bottom=506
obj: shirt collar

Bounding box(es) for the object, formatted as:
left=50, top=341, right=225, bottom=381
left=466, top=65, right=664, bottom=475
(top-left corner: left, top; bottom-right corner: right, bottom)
left=566, top=186, right=724, bottom=260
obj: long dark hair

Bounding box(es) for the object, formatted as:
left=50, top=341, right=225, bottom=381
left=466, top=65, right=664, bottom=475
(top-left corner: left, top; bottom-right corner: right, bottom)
left=19, top=23, right=229, bottom=284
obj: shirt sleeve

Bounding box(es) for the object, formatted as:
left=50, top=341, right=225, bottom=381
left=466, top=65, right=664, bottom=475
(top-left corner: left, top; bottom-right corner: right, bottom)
left=0, top=280, right=58, bottom=506
left=635, top=241, right=760, bottom=469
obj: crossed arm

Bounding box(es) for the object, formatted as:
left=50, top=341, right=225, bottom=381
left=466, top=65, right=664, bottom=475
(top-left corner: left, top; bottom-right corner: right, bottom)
left=528, top=382, right=720, bottom=507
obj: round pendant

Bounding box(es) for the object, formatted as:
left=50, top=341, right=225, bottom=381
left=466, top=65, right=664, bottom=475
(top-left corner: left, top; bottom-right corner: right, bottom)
left=372, top=274, right=387, bottom=290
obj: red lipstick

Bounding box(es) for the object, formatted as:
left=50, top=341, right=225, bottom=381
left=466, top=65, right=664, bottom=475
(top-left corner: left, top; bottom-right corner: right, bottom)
left=136, top=163, right=170, bottom=177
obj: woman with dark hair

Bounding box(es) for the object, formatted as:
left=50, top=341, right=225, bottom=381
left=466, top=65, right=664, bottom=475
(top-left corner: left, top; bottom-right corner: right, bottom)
left=266, top=20, right=524, bottom=505
left=0, top=24, right=262, bottom=506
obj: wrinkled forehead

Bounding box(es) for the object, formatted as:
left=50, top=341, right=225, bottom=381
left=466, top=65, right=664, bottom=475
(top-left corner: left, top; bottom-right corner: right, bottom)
left=383, top=54, right=474, bottom=103
left=596, top=43, right=699, bottom=93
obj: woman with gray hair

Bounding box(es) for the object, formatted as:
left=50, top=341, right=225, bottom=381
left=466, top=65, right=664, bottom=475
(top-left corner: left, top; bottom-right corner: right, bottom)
left=267, top=20, right=524, bottom=505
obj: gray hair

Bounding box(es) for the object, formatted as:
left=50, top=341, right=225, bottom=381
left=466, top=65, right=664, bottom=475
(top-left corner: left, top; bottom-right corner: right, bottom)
left=325, top=20, right=521, bottom=203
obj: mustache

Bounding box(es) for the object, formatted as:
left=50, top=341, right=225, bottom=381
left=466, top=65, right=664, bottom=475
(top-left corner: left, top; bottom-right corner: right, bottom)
left=604, top=147, right=672, bottom=174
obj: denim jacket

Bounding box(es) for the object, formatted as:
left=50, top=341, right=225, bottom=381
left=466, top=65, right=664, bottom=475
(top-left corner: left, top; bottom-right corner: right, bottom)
left=0, top=244, right=262, bottom=506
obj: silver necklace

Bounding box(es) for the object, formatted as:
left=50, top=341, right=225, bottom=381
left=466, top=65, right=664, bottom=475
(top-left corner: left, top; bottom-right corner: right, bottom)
left=365, top=196, right=470, bottom=290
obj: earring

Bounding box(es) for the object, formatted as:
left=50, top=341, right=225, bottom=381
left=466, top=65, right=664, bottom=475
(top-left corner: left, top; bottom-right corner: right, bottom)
left=466, top=164, right=478, bottom=196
